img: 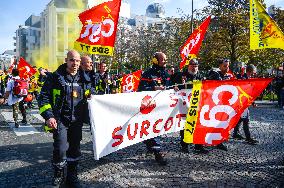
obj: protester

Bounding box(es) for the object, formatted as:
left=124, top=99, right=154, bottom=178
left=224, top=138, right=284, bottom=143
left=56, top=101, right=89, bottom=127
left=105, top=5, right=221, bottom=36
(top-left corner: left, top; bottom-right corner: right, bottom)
left=275, top=71, right=284, bottom=109
left=80, top=55, right=93, bottom=72
left=207, top=58, right=234, bottom=151
left=37, top=67, right=50, bottom=97
left=0, top=69, right=28, bottom=128
left=167, top=66, right=176, bottom=81
left=171, top=59, right=209, bottom=154
left=95, top=62, right=112, bottom=94
left=38, top=50, right=93, bottom=187
left=80, top=55, right=98, bottom=125
left=27, top=76, right=37, bottom=108
left=137, top=52, right=169, bottom=166
left=0, top=70, right=6, bottom=97
left=233, top=64, right=259, bottom=144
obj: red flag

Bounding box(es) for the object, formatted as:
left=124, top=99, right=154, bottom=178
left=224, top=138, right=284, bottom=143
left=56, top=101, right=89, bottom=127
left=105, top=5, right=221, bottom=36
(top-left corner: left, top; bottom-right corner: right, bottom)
left=120, top=70, right=142, bottom=93
left=17, top=57, right=37, bottom=79
left=184, top=78, right=273, bottom=145
left=74, top=0, right=122, bottom=56
left=179, top=16, right=211, bottom=69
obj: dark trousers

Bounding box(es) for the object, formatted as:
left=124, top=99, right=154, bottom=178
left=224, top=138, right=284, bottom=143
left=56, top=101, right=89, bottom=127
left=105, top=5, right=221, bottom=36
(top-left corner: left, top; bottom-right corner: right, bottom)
left=180, top=130, right=188, bottom=148
left=0, top=83, right=4, bottom=97
left=233, top=118, right=251, bottom=140
left=144, top=138, right=161, bottom=153
left=280, top=89, right=284, bottom=107
left=52, top=120, right=83, bottom=168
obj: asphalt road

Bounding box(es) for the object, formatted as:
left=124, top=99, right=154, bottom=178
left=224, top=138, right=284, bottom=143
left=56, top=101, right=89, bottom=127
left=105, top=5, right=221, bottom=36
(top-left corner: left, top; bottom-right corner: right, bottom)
left=0, top=103, right=283, bottom=188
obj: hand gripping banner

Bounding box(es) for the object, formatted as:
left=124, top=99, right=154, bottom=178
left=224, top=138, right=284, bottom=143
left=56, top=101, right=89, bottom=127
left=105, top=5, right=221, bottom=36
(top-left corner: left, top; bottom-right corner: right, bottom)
left=250, top=0, right=284, bottom=50
left=179, top=16, right=211, bottom=69
left=74, top=0, right=122, bottom=56
left=184, top=78, right=273, bottom=145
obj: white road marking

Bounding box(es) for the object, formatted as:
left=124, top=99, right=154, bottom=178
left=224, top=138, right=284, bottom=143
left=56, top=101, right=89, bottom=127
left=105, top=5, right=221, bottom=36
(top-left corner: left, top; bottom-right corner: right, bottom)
left=1, top=111, right=40, bottom=136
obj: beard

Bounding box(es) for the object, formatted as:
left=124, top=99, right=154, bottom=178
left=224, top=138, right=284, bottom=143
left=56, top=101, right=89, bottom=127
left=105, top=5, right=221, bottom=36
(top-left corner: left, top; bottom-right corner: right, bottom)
left=188, top=70, right=197, bottom=75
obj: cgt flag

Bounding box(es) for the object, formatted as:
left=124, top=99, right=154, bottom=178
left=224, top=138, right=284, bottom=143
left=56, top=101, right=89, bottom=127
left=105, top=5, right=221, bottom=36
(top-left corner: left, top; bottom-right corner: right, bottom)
left=250, top=0, right=284, bottom=50
left=17, top=57, right=37, bottom=79
left=179, top=16, right=211, bottom=70
left=120, top=70, right=142, bottom=93
left=74, top=0, right=122, bottom=56
left=184, top=78, right=272, bottom=145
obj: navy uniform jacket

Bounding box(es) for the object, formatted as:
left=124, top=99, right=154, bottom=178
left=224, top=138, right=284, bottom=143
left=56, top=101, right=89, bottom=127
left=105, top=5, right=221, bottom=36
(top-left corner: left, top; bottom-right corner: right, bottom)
left=171, top=71, right=204, bottom=90
left=138, top=64, right=170, bottom=92
left=38, top=63, right=93, bottom=125
left=207, top=70, right=232, bottom=80
left=95, top=71, right=112, bottom=94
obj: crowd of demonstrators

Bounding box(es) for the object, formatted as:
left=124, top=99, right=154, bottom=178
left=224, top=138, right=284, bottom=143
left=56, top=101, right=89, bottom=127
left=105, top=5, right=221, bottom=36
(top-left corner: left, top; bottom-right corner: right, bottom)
left=0, top=69, right=28, bottom=128
left=0, top=64, right=52, bottom=128
left=1, top=49, right=283, bottom=187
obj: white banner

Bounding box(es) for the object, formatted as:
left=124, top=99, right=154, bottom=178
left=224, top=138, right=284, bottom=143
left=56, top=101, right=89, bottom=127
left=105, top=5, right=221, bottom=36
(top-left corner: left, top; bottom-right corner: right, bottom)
left=88, top=89, right=192, bottom=160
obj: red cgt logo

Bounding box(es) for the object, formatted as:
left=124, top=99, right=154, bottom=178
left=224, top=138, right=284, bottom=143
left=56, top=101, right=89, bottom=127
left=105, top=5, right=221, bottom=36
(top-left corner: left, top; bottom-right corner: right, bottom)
left=140, top=95, right=156, bottom=114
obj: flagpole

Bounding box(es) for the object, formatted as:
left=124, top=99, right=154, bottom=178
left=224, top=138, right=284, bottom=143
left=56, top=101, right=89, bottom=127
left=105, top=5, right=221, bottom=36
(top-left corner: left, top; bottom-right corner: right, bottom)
left=191, top=0, right=194, bottom=33
left=105, top=57, right=113, bottom=94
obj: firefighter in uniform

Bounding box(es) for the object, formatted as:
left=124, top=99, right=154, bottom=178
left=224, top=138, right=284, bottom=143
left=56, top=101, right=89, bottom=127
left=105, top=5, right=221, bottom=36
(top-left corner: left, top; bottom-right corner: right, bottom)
left=80, top=55, right=98, bottom=124
left=38, top=50, right=93, bottom=187
left=37, top=67, right=51, bottom=99
left=137, top=52, right=169, bottom=166
left=95, top=62, right=112, bottom=95
left=171, top=59, right=209, bottom=154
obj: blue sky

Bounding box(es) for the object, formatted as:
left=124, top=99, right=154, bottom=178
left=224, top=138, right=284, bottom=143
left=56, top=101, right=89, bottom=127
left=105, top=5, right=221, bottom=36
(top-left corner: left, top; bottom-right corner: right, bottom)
left=0, top=0, right=283, bottom=53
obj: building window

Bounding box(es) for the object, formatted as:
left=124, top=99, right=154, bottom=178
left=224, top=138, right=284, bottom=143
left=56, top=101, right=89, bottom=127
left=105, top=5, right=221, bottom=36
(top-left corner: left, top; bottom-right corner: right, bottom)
left=57, top=14, right=64, bottom=26
left=57, top=27, right=64, bottom=39
left=57, top=41, right=64, bottom=52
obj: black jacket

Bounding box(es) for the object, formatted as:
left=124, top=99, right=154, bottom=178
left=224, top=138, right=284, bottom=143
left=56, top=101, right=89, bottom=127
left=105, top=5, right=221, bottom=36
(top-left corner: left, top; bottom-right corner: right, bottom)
left=138, top=64, right=170, bottom=92
left=207, top=70, right=231, bottom=80
left=171, top=71, right=204, bottom=90
left=95, top=71, right=112, bottom=94
left=38, top=64, right=93, bottom=125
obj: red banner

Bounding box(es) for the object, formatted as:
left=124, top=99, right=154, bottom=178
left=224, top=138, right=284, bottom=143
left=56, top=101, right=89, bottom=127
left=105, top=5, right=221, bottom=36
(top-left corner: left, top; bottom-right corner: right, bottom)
left=74, top=0, right=121, bottom=56
left=179, top=16, right=211, bottom=69
left=184, top=78, right=273, bottom=145
left=17, top=57, right=37, bottom=79
left=120, top=70, right=142, bottom=93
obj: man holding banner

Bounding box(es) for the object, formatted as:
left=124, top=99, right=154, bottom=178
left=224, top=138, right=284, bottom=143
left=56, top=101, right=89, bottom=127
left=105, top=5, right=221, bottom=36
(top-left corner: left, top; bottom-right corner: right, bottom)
left=137, top=52, right=169, bottom=166
left=206, top=58, right=235, bottom=151
left=171, top=59, right=208, bottom=154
